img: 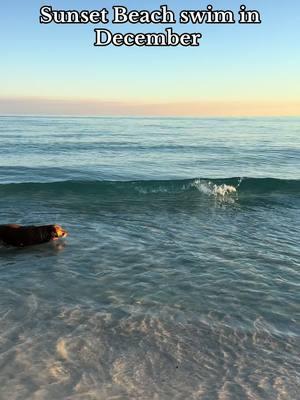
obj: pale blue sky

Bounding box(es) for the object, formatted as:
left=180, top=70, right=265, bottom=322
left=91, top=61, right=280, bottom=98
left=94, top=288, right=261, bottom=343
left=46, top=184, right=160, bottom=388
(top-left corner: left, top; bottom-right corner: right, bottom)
left=0, top=0, right=299, bottom=115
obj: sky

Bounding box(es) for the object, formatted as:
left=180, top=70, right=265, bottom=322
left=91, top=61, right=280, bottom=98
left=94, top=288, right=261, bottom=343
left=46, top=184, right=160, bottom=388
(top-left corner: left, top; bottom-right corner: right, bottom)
left=0, top=0, right=299, bottom=116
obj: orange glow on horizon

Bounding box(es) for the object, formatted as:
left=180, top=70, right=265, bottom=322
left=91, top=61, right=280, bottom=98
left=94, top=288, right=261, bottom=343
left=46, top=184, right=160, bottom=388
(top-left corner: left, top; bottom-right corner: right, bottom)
left=0, top=97, right=299, bottom=117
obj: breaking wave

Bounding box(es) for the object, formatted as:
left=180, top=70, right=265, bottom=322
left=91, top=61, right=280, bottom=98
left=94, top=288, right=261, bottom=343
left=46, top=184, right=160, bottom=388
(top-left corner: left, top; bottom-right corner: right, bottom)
left=0, top=177, right=299, bottom=199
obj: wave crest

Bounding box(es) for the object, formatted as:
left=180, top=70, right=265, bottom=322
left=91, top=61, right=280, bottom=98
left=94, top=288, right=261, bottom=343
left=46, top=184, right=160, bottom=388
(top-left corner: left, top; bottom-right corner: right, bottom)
left=0, top=177, right=299, bottom=201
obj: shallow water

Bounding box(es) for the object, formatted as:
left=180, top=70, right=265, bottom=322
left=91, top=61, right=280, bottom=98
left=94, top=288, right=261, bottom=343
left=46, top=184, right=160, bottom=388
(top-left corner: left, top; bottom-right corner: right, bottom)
left=0, top=117, right=299, bottom=399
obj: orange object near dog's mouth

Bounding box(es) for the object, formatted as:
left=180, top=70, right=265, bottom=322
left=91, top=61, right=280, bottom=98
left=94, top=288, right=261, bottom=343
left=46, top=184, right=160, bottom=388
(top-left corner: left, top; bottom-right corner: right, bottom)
left=53, top=225, right=68, bottom=240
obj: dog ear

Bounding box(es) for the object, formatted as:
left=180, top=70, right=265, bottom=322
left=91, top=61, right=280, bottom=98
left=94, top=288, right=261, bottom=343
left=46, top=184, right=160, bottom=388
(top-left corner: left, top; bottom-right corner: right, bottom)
left=51, top=225, right=59, bottom=239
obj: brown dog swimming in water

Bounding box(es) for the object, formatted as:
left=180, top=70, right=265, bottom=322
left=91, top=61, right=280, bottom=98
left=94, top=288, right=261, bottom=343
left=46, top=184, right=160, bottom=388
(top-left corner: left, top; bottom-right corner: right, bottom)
left=0, top=224, right=68, bottom=247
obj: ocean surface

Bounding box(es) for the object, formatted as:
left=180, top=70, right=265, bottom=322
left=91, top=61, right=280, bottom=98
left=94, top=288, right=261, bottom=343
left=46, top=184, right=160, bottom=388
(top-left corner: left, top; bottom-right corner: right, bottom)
left=0, top=116, right=299, bottom=400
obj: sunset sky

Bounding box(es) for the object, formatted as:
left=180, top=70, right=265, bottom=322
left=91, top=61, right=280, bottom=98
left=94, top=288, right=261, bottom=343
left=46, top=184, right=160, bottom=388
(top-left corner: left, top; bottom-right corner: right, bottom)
left=0, top=0, right=299, bottom=116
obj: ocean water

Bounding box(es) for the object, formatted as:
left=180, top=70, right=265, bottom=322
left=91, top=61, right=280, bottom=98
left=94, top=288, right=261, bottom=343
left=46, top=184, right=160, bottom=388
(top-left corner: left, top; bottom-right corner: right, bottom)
left=0, top=116, right=299, bottom=400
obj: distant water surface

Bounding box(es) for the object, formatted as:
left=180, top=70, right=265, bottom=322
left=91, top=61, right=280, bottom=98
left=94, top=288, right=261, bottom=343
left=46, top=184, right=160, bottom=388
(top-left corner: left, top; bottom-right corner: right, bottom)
left=0, top=117, right=299, bottom=399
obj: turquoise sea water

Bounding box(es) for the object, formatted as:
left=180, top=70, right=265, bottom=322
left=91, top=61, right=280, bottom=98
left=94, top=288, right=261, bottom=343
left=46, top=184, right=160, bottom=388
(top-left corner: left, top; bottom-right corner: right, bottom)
left=0, top=116, right=299, bottom=399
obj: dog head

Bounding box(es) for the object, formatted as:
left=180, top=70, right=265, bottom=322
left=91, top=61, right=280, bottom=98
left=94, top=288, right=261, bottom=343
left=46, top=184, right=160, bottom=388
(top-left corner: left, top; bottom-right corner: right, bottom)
left=52, top=225, right=68, bottom=240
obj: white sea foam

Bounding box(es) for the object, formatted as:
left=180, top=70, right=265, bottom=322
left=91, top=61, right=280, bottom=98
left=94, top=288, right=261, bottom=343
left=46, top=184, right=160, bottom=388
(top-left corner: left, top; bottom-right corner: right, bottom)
left=134, top=179, right=238, bottom=198
left=190, top=179, right=237, bottom=197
